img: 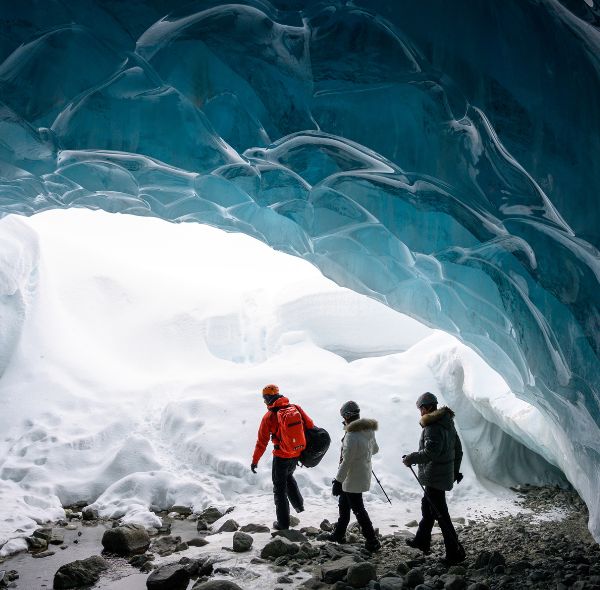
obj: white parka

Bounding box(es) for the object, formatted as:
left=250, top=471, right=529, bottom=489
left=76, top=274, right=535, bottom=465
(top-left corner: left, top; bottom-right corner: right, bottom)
left=335, top=418, right=379, bottom=493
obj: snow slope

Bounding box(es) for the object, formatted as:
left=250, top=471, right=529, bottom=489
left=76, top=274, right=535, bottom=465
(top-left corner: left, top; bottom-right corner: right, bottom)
left=0, top=210, right=565, bottom=554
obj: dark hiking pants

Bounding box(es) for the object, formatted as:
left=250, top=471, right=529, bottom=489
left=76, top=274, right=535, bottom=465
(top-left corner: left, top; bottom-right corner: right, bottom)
left=414, top=486, right=461, bottom=555
left=332, top=490, right=376, bottom=541
left=272, top=456, right=303, bottom=528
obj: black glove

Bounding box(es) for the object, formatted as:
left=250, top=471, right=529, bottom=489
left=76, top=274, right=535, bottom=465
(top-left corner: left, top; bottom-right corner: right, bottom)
left=251, top=463, right=258, bottom=474
left=455, top=472, right=463, bottom=484
left=332, top=479, right=343, bottom=497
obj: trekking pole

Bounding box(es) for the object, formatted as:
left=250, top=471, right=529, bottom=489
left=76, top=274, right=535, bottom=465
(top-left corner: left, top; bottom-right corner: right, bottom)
left=371, top=470, right=392, bottom=505
left=405, top=463, right=464, bottom=554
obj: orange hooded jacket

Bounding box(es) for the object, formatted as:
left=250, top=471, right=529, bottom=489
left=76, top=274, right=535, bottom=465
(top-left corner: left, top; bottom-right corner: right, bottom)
left=252, top=396, right=314, bottom=465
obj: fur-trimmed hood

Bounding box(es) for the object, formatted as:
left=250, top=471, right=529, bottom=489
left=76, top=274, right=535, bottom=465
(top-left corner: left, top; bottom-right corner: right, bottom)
left=419, top=406, right=455, bottom=428
left=345, top=418, right=378, bottom=432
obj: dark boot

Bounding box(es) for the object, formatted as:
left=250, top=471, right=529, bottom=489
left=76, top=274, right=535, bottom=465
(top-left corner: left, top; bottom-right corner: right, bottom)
left=324, top=532, right=346, bottom=544
left=364, top=537, right=381, bottom=552
left=406, top=537, right=431, bottom=555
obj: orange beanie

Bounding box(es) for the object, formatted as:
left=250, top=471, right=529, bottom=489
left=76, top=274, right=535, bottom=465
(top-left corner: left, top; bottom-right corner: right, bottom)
left=262, top=384, right=279, bottom=396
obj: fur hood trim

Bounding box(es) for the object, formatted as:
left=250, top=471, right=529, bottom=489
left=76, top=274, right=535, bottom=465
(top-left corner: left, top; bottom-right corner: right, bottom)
left=346, top=418, right=378, bottom=432
left=420, top=406, right=455, bottom=427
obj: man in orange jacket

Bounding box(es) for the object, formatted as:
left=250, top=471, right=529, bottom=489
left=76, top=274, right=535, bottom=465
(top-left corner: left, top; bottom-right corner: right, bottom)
left=251, top=384, right=314, bottom=530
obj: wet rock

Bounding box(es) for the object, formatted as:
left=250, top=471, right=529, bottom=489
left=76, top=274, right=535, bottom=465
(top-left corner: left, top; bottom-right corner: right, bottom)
left=232, top=531, right=253, bottom=552
left=240, top=523, right=270, bottom=534
left=278, top=576, right=293, bottom=583
left=346, top=562, right=377, bottom=588
left=50, top=532, right=65, bottom=545
left=192, top=581, right=244, bottom=590
left=53, top=555, right=108, bottom=589
left=272, top=529, right=308, bottom=543
left=441, top=574, right=466, bottom=590
left=196, top=519, right=210, bottom=532
left=319, top=556, right=357, bottom=584
left=406, top=567, right=425, bottom=587
left=128, top=553, right=152, bottom=568
left=396, top=561, right=410, bottom=575
left=101, top=524, right=150, bottom=555
left=217, top=519, right=239, bottom=533
left=405, top=520, right=419, bottom=527
left=261, top=537, right=300, bottom=560
left=289, top=516, right=300, bottom=527
left=32, top=550, right=55, bottom=558
left=26, top=536, right=47, bottom=551
left=33, top=527, right=53, bottom=542
left=81, top=507, right=98, bottom=521
left=301, top=527, right=321, bottom=536
left=379, top=578, right=405, bottom=590
left=198, top=507, right=225, bottom=525
left=150, top=535, right=184, bottom=557
left=146, top=563, right=190, bottom=590
left=171, top=506, right=192, bottom=516
left=187, top=537, right=209, bottom=547
left=320, top=520, right=333, bottom=532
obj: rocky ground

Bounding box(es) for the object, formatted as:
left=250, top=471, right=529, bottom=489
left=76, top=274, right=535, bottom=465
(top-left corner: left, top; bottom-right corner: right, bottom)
left=0, top=486, right=598, bottom=590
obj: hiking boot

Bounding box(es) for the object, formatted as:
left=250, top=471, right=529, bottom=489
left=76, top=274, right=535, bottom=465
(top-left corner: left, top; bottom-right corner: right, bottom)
left=323, top=533, right=346, bottom=544
left=295, top=505, right=305, bottom=514
left=406, top=537, right=431, bottom=555
left=441, top=546, right=466, bottom=565
left=364, top=538, right=381, bottom=552
left=272, top=521, right=289, bottom=531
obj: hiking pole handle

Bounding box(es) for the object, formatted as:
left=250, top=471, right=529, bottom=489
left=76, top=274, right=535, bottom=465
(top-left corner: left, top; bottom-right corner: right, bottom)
left=371, top=470, right=392, bottom=505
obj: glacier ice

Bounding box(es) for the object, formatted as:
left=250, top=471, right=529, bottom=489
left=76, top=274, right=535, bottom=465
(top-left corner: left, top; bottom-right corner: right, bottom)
left=0, top=0, right=598, bottom=540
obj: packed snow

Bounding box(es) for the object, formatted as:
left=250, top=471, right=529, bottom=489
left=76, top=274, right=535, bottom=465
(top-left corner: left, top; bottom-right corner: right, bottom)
left=0, top=209, right=566, bottom=556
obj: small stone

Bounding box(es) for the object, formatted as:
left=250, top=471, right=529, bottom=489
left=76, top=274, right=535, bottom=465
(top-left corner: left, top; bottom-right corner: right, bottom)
left=289, top=516, right=300, bottom=527
left=320, top=556, right=358, bottom=584
left=396, top=561, right=410, bottom=575
left=32, top=550, right=55, bottom=558
left=49, top=532, right=64, bottom=545
left=272, top=529, right=308, bottom=543
left=320, top=519, right=333, bottom=532
left=405, top=520, right=419, bottom=528
left=442, top=574, right=466, bottom=590
left=240, top=523, right=270, bottom=534
left=171, top=506, right=192, bottom=516
left=217, top=519, right=239, bottom=533
left=81, top=507, right=98, bottom=521
left=198, top=507, right=225, bottom=525
left=191, top=581, right=244, bottom=590
left=187, top=537, right=209, bottom=547
left=379, top=578, right=404, bottom=590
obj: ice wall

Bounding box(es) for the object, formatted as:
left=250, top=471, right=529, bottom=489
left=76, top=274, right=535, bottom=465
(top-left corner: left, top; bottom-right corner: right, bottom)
left=0, top=0, right=598, bottom=538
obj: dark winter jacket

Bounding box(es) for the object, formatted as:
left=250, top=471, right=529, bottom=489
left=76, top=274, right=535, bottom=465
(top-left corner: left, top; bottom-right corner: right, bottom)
left=405, top=407, right=463, bottom=491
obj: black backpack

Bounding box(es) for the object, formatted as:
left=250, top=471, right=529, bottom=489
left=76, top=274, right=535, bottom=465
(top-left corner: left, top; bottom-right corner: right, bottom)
left=299, top=426, right=331, bottom=467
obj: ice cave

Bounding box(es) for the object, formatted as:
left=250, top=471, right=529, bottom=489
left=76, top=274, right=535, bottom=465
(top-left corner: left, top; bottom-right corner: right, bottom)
left=0, top=0, right=599, bottom=587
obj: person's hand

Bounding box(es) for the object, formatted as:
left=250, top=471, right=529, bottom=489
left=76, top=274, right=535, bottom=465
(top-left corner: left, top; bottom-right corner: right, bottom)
left=251, top=463, right=258, bottom=474
left=402, top=454, right=413, bottom=467
left=455, top=472, right=463, bottom=484
left=332, top=479, right=343, bottom=496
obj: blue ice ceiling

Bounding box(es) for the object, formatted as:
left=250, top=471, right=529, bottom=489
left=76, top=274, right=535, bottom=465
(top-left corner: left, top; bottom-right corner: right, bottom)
left=0, top=0, right=599, bottom=536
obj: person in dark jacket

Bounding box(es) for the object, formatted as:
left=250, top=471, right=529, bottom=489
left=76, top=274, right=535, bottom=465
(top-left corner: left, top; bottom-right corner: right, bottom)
left=403, top=391, right=464, bottom=563
left=251, top=384, right=314, bottom=530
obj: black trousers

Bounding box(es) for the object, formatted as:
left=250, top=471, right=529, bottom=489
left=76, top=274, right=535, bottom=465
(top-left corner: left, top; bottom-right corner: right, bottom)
left=414, top=486, right=461, bottom=555
left=272, top=456, right=303, bottom=528
left=332, top=490, right=376, bottom=542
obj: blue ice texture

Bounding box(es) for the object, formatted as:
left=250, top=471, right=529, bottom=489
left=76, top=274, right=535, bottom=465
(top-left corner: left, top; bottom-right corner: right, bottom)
left=0, top=0, right=599, bottom=538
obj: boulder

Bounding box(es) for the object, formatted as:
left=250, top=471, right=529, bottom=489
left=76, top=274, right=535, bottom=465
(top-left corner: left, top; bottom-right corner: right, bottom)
left=146, top=563, right=190, bottom=590
left=441, top=574, right=467, bottom=590
left=53, top=555, right=108, bottom=589
left=232, top=531, right=253, bottom=552
left=101, top=524, right=150, bottom=555
left=347, top=562, right=377, bottom=588
left=319, top=519, right=333, bottom=532
left=261, top=537, right=300, bottom=560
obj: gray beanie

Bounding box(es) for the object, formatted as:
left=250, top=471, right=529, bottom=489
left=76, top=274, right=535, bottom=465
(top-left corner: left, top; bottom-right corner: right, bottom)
left=340, top=400, right=360, bottom=418
left=416, top=392, right=438, bottom=408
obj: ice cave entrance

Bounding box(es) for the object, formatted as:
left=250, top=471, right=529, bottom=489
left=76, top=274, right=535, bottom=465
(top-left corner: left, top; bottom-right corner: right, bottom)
left=0, top=209, right=569, bottom=547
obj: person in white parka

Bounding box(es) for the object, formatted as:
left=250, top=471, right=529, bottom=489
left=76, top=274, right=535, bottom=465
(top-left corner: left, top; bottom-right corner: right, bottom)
left=328, top=400, right=381, bottom=552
